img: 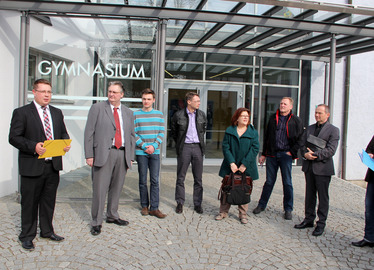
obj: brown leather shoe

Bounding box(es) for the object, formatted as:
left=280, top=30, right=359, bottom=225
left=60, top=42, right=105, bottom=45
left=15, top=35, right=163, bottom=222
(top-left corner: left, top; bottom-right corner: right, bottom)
left=149, top=209, right=167, bottom=219
left=141, top=207, right=149, bottom=216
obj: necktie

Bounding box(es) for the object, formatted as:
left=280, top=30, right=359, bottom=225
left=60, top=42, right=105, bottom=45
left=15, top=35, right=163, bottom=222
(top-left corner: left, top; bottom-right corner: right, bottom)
left=42, top=106, right=53, bottom=140
left=113, top=107, right=122, bottom=149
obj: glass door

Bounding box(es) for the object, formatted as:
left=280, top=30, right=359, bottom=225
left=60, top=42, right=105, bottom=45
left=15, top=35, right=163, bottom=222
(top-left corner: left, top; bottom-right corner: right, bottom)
left=162, top=81, right=244, bottom=165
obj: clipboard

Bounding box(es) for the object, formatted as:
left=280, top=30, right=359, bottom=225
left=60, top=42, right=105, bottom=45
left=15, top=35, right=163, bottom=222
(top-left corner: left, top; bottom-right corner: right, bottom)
left=38, top=139, right=72, bottom=159
left=358, top=149, right=374, bottom=171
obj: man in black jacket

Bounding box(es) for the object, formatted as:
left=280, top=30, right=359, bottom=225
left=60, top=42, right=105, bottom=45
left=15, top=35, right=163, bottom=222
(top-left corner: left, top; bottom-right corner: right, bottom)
left=253, top=97, right=304, bottom=220
left=171, top=92, right=207, bottom=214
left=9, top=79, right=71, bottom=250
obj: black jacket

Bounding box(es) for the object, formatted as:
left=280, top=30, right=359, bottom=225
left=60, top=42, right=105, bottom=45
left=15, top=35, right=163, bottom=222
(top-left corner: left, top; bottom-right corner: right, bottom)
left=171, top=108, right=207, bottom=157
left=9, top=102, right=70, bottom=176
left=261, top=109, right=304, bottom=159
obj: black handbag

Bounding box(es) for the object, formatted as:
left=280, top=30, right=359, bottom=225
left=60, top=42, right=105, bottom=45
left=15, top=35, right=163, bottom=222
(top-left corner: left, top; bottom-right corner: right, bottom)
left=219, top=172, right=253, bottom=205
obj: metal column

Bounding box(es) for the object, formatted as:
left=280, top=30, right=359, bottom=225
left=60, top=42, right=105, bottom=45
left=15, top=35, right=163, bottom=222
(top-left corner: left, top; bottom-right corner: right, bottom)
left=156, top=19, right=167, bottom=111
left=328, top=34, right=336, bottom=123
left=19, top=12, right=30, bottom=106
left=324, top=62, right=329, bottom=104
left=257, top=57, right=263, bottom=132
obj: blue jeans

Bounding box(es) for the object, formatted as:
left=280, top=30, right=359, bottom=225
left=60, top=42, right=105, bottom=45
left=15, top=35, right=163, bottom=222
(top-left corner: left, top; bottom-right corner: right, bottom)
left=258, top=152, right=293, bottom=212
left=136, top=154, right=160, bottom=211
left=365, top=180, right=374, bottom=242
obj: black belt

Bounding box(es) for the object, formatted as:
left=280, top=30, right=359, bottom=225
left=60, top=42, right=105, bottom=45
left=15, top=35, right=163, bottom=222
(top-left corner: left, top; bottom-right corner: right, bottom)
left=185, top=143, right=200, bottom=145
left=111, top=146, right=125, bottom=150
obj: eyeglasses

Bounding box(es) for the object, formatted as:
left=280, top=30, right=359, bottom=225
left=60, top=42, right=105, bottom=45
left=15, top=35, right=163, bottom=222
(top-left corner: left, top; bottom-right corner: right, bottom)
left=35, top=90, right=52, bottom=95
left=239, top=115, right=249, bottom=118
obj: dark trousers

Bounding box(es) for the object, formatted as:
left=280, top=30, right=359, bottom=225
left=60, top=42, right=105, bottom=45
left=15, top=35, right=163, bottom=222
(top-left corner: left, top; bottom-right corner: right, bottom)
left=19, top=162, right=59, bottom=242
left=175, top=144, right=203, bottom=206
left=365, top=180, right=374, bottom=242
left=258, top=152, right=293, bottom=212
left=136, top=154, right=160, bottom=211
left=304, top=169, right=331, bottom=228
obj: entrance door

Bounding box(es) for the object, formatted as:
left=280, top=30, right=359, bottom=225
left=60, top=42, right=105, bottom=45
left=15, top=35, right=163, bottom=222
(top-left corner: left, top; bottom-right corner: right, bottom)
left=162, top=81, right=244, bottom=165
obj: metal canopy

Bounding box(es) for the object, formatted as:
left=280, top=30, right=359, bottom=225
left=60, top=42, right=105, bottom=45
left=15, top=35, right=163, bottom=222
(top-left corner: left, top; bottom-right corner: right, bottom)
left=1, top=0, right=374, bottom=62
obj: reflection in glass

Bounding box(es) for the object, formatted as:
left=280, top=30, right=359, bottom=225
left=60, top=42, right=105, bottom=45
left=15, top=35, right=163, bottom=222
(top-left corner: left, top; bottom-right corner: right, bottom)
left=205, top=90, right=237, bottom=159
left=166, top=89, right=190, bottom=158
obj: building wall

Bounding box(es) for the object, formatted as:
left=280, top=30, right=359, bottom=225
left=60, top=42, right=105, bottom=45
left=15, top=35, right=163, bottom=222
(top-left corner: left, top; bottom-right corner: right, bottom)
left=0, top=10, right=21, bottom=197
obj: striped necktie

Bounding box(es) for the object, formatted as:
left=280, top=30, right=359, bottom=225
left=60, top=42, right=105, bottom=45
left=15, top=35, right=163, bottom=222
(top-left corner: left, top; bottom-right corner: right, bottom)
left=42, top=106, right=53, bottom=140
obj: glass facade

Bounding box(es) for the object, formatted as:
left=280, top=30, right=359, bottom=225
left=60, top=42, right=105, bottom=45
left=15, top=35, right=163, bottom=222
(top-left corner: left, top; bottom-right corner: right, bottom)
left=25, top=4, right=303, bottom=166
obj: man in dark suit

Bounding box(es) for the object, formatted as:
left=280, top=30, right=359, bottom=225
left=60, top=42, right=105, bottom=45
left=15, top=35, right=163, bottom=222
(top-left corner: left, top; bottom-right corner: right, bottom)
left=352, top=135, right=374, bottom=247
left=294, top=104, right=340, bottom=236
left=9, top=79, right=71, bottom=250
left=84, top=81, right=135, bottom=236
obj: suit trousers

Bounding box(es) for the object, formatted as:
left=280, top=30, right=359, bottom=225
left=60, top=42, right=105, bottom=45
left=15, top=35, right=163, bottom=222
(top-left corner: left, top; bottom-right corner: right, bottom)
left=304, top=169, right=331, bottom=228
left=91, top=148, right=127, bottom=226
left=175, top=143, right=203, bottom=206
left=19, top=162, right=59, bottom=241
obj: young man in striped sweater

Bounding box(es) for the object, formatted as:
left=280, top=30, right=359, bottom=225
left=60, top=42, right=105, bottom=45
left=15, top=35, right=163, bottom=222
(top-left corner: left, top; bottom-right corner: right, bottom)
left=134, top=88, right=166, bottom=218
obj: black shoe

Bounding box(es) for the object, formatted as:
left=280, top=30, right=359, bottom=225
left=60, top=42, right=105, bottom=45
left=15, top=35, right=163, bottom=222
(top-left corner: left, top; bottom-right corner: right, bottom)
left=312, top=226, right=324, bottom=236
left=253, top=206, right=265, bottom=214
left=352, top=239, right=374, bottom=247
left=21, top=240, right=34, bottom=250
left=284, top=211, right=292, bottom=220
left=106, top=218, right=129, bottom=226
left=194, top=205, right=203, bottom=214
left=176, top=203, right=183, bottom=214
left=90, top=225, right=102, bottom=236
left=294, top=221, right=314, bottom=229
left=41, top=233, right=64, bottom=242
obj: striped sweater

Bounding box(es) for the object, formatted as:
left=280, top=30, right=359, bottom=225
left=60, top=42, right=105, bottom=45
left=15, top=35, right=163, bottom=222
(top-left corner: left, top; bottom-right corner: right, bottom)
left=134, top=109, right=165, bottom=155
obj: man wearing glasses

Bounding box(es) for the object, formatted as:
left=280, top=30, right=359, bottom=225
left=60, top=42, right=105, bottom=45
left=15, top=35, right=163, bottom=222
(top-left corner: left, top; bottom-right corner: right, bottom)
left=84, top=81, right=135, bottom=236
left=9, top=79, right=71, bottom=250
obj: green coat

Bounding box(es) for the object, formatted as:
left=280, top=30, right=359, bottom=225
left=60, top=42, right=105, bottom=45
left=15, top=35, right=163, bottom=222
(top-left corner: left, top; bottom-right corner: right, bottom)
left=219, top=124, right=260, bottom=180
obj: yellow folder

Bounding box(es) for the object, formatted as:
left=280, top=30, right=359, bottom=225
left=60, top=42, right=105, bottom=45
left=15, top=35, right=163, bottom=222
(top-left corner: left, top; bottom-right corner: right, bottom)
left=38, top=139, right=72, bottom=159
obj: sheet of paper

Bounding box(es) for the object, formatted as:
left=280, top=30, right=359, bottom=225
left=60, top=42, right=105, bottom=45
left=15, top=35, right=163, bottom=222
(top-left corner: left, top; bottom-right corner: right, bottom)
left=38, top=139, right=72, bottom=159
left=358, top=149, right=374, bottom=171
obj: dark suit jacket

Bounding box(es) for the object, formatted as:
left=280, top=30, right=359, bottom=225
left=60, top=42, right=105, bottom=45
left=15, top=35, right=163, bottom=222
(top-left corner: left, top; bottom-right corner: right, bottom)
left=300, top=121, right=340, bottom=176
left=84, top=100, right=135, bottom=169
left=365, top=135, right=374, bottom=183
left=9, top=102, right=70, bottom=177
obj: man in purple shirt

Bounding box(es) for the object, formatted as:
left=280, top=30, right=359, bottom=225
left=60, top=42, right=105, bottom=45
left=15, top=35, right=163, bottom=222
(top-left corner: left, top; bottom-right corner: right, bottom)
left=171, top=92, right=207, bottom=214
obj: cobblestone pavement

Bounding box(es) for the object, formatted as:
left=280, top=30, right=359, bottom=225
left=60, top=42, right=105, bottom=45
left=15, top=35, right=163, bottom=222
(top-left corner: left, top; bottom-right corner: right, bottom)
left=0, top=166, right=373, bottom=269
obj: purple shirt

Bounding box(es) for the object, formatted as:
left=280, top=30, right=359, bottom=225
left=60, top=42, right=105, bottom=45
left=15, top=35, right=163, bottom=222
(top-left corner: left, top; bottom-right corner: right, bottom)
left=185, top=108, right=200, bottom=143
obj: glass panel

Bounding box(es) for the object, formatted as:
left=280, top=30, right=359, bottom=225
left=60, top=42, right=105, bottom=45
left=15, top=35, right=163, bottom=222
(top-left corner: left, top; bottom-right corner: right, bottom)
left=166, top=51, right=203, bottom=62
left=253, top=86, right=299, bottom=150
left=205, top=0, right=238, bottom=12
left=262, top=57, right=299, bottom=68
left=166, top=88, right=191, bottom=158
left=206, top=53, right=253, bottom=65
left=206, top=65, right=252, bottom=82
left=165, top=62, right=203, bottom=80
left=256, top=68, right=299, bottom=85
left=205, top=90, right=237, bottom=159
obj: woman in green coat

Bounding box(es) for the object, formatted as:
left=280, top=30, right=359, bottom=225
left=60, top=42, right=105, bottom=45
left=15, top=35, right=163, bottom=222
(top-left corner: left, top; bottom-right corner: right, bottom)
left=216, top=108, right=259, bottom=224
